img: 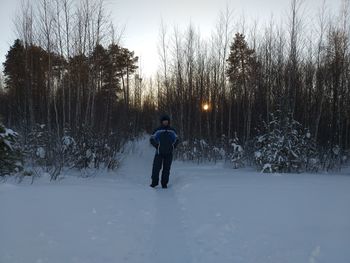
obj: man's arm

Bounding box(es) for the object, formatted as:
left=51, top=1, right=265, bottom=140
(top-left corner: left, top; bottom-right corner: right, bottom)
left=174, top=137, right=179, bottom=148
left=150, top=128, right=159, bottom=148
left=171, top=128, right=180, bottom=148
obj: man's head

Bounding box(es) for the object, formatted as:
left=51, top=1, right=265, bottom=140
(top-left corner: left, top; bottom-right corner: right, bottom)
left=160, top=114, right=170, bottom=126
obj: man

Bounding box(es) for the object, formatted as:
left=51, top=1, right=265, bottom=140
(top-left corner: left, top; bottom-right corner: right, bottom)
left=149, top=114, right=179, bottom=188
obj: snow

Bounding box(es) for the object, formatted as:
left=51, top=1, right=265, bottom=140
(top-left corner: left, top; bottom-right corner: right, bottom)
left=1, top=136, right=350, bottom=263
left=332, top=145, right=340, bottom=155
left=3, top=139, right=13, bottom=150
left=36, top=147, right=46, bottom=159
left=254, top=151, right=262, bottom=158
left=4, top=128, right=17, bottom=137
left=1, top=128, right=17, bottom=150
left=262, top=163, right=272, bottom=173
left=62, top=136, right=76, bottom=147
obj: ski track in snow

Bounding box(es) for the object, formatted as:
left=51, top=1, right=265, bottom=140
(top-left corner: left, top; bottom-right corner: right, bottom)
left=119, top=138, right=193, bottom=263
left=1, top=136, right=350, bottom=263
left=151, top=185, right=192, bottom=263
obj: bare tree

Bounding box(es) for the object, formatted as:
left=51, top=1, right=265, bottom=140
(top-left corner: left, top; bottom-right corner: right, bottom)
left=286, top=0, right=304, bottom=117
left=38, top=0, right=54, bottom=132
left=314, top=0, right=328, bottom=141
left=14, top=0, right=35, bottom=129
left=158, top=18, right=170, bottom=113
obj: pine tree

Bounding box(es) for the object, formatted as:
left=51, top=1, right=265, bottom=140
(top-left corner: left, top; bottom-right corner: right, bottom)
left=0, top=122, right=23, bottom=176
left=226, top=33, right=258, bottom=141
left=254, top=112, right=319, bottom=173
left=3, top=40, right=26, bottom=123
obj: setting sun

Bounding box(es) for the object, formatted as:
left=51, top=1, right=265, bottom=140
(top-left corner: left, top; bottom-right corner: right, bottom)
left=202, top=103, right=210, bottom=111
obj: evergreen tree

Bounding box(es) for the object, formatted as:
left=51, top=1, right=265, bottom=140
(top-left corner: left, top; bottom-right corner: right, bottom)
left=226, top=33, right=258, bottom=141
left=3, top=39, right=26, bottom=123
left=254, top=112, right=318, bottom=173
left=0, top=122, right=23, bottom=176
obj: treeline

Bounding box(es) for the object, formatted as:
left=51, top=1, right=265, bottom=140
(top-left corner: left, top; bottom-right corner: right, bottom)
left=0, top=0, right=151, bottom=176
left=3, top=40, right=139, bottom=136
left=0, top=0, right=149, bottom=138
left=154, top=0, right=350, bottom=151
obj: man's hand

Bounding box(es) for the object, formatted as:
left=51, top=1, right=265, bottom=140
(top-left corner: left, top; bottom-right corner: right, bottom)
left=174, top=138, right=179, bottom=149
left=150, top=137, right=159, bottom=149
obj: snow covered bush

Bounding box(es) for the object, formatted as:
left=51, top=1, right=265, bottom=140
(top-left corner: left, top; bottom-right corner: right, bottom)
left=220, top=134, right=245, bottom=168
left=73, top=126, right=95, bottom=169
left=21, top=124, right=64, bottom=180
left=175, top=139, right=206, bottom=162
left=174, top=135, right=244, bottom=167
left=0, top=122, right=23, bottom=176
left=319, top=144, right=345, bottom=172
left=24, top=124, right=55, bottom=167
left=73, top=126, right=121, bottom=170
left=20, top=124, right=122, bottom=179
left=175, top=139, right=224, bottom=163
left=254, top=113, right=319, bottom=173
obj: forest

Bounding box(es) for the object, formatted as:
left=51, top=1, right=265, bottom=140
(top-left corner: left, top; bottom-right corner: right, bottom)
left=1, top=0, right=350, bottom=177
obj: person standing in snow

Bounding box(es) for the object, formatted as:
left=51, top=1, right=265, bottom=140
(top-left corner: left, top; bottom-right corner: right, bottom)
left=149, top=114, right=179, bottom=188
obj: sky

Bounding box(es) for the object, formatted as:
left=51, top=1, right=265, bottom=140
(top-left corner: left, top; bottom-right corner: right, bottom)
left=0, top=0, right=344, bottom=78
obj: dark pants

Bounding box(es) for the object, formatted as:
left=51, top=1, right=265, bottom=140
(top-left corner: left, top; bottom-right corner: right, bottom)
left=151, top=153, right=173, bottom=186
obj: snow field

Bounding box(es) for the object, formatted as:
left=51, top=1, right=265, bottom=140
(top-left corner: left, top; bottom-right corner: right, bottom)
left=1, top=137, right=350, bottom=263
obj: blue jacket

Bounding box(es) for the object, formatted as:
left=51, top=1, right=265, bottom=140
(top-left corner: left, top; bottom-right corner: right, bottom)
left=150, top=125, right=179, bottom=155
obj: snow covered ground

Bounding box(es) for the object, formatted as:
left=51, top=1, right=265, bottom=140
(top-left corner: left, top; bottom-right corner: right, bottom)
left=1, top=137, right=350, bottom=263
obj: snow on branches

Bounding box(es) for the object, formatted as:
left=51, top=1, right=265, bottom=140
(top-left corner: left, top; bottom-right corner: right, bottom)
left=254, top=113, right=318, bottom=173
left=0, top=123, right=23, bottom=176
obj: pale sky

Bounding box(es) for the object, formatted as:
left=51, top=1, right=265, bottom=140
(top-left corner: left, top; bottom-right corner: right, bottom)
left=0, top=0, right=343, bottom=77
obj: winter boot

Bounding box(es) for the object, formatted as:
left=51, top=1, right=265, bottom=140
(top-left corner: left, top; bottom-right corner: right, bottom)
left=150, top=183, right=158, bottom=188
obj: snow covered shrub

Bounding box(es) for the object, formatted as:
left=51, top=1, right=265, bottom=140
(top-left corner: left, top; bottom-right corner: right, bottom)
left=73, top=126, right=121, bottom=170
left=196, top=139, right=214, bottom=162
left=254, top=113, right=319, bottom=173
left=175, top=135, right=245, bottom=166
left=0, top=122, right=23, bottom=176
left=22, top=124, right=65, bottom=180
left=220, top=134, right=245, bottom=168
left=20, top=123, right=122, bottom=176
left=61, top=129, right=77, bottom=168
left=73, top=126, right=97, bottom=169
left=175, top=138, right=225, bottom=163
left=99, top=132, right=123, bottom=170
left=19, top=123, right=122, bottom=179
left=24, top=124, right=55, bottom=167
left=175, top=139, right=205, bottom=162
left=342, top=149, right=350, bottom=165
left=319, top=144, right=344, bottom=171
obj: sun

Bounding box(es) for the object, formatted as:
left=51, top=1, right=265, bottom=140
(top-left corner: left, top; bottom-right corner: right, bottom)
left=202, top=103, right=210, bottom=111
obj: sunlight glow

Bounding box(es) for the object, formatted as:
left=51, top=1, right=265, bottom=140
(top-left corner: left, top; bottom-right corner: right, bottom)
left=202, top=103, right=210, bottom=111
